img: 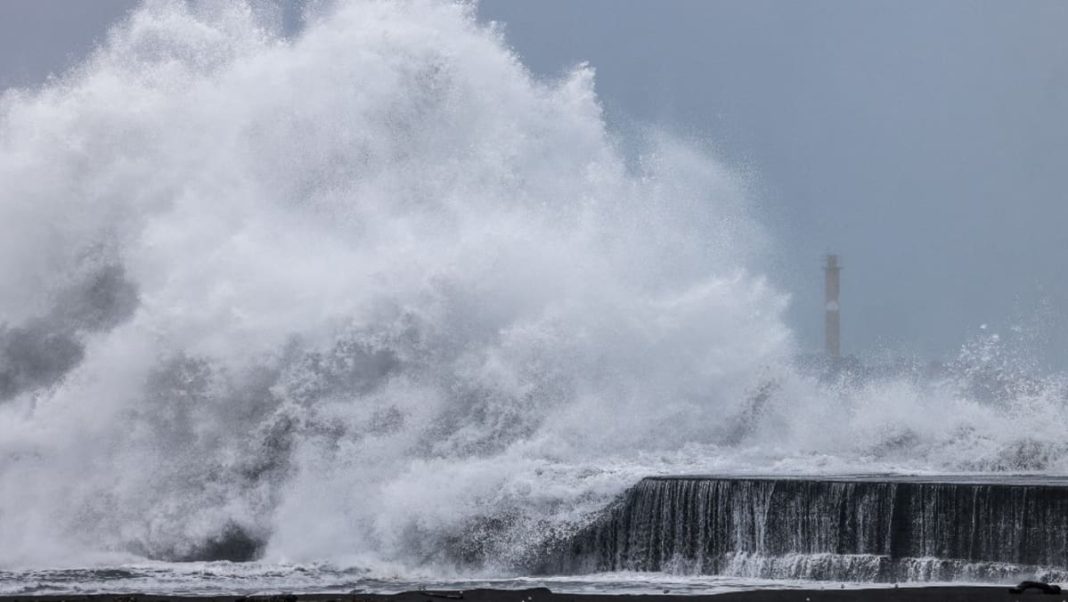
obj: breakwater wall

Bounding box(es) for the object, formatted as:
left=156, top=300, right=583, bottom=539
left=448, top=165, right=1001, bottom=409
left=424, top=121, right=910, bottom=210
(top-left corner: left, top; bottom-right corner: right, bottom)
left=543, top=475, right=1068, bottom=582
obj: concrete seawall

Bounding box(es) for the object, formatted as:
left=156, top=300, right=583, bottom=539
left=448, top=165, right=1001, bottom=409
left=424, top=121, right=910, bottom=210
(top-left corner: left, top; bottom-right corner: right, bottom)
left=542, top=474, right=1068, bottom=582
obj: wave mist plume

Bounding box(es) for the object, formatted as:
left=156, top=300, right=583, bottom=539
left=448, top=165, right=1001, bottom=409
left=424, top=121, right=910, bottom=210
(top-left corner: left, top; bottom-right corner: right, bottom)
left=0, top=0, right=1066, bottom=576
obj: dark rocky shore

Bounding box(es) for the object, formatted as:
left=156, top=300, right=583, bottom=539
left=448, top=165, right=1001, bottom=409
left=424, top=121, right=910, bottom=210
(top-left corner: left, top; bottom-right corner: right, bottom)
left=0, top=586, right=1055, bottom=602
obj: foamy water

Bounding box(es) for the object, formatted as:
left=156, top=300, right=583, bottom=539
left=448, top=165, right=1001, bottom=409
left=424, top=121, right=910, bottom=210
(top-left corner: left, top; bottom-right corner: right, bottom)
left=0, top=562, right=992, bottom=597
left=1, top=0, right=1066, bottom=591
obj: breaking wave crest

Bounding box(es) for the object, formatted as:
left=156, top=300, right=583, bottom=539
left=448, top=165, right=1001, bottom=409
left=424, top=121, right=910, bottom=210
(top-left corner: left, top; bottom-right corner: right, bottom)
left=0, top=0, right=1066, bottom=576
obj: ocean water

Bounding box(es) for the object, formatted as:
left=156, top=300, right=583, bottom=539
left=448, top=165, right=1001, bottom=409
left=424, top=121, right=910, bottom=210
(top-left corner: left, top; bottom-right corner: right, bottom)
left=1, top=1, right=1067, bottom=594
left=0, top=562, right=965, bottom=597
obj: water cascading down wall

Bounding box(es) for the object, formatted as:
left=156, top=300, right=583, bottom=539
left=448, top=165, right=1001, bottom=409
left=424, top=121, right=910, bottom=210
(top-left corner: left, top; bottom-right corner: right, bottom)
left=544, top=475, right=1068, bottom=582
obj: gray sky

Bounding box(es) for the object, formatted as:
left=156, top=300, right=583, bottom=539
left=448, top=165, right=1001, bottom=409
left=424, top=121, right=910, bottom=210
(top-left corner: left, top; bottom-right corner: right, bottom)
left=0, top=0, right=135, bottom=89
left=3, top=1, right=1067, bottom=367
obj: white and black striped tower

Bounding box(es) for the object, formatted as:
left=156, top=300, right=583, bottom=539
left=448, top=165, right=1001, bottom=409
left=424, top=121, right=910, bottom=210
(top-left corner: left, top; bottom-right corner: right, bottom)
left=824, top=254, right=841, bottom=359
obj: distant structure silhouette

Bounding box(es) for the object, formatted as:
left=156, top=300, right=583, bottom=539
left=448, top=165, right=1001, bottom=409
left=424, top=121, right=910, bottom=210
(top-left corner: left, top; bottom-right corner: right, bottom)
left=824, top=254, right=841, bottom=359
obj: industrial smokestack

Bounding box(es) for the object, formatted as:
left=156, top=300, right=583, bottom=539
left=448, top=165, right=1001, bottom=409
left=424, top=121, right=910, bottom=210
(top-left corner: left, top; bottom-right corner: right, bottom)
left=824, top=254, right=841, bottom=358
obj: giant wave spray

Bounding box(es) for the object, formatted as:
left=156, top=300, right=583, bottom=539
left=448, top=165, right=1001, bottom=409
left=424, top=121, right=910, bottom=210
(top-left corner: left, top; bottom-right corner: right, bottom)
left=0, top=1, right=1065, bottom=580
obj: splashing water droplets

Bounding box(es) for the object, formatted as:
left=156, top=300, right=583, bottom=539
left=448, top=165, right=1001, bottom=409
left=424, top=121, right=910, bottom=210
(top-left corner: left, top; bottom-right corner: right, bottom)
left=0, top=1, right=1066, bottom=579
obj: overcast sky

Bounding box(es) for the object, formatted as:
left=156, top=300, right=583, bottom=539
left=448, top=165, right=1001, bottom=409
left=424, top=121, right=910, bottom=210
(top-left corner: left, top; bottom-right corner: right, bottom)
left=3, top=1, right=1067, bottom=367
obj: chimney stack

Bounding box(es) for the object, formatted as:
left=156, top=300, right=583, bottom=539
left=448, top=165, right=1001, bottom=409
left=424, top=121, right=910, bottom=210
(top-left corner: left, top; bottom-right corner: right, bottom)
left=824, top=254, right=841, bottom=359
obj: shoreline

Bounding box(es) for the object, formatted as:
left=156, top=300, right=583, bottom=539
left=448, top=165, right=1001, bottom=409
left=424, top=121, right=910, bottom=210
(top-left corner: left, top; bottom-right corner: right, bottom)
left=0, top=586, right=1034, bottom=602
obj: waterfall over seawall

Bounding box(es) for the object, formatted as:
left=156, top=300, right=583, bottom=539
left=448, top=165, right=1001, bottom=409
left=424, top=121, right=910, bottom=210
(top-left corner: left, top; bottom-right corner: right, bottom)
left=545, top=475, right=1068, bottom=582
